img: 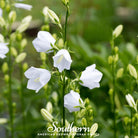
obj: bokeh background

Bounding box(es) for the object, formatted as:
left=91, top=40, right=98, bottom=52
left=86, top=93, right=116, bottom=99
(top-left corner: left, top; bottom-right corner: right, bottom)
left=0, top=0, right=138, bottom=137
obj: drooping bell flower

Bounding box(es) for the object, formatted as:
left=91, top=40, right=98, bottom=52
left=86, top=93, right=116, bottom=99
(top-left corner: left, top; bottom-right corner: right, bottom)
left=53, top=49, right=72, bottom=72
left=32, top=31, right=56, bottom=53
left=0, top=43, right=9, bottom=59
left=80, top=64, right=103, bottom=89
left=64, top=90, right=83, bottom=113
left=24, top=66, right=51, bottom=93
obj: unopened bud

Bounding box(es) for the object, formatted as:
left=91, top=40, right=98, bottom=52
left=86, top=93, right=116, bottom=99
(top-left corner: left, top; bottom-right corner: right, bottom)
left=85, top=98, right=89, bottom=106
left=0, top=118, right=7, bottom=124
left=0, top=34, right=4, bottom=42
left=40, top=52, right=46, bottom=61
left=2, top=62, right=8, bottom=73
left=6, top=4, right=11, bottom=13
left=11, top=47, right=18, bottom=57
left=108, top=56, right=113, bottom=64
left=114, top=46, right=119, bottom=54
left=116, top=68, right=124, bottom=79
left=9, top=11, right=16, bottom=23
left=0, top=17, right=5, bottom=27
left=62, top=0, right=69, bottom=6
left=41, top=108, right=53, bottom=122
left=77, top=109, right=86, bottom=118
left=127, top=64, right=137, bottom=79
left=41, top=25, right=49, bottom=31
left=51, top=92, right=58, bottom=103
left=15, top=52, right=26, bottom=63
left=0, top=0, right=5, bottom=9
left=4, top=75, right=9, bottom=83
left=57, top=38, right=64, bottom=48
left=16, top=33, right=22, bottom=41
left=81, top=118, right=87, bottom=126
left=124, top=117, right=130, bottom=125
left=23, top=62, right=28, bottom=71
left=46, top=102, right=53, bottom=114
left=113, top=25, right=123, bottom=38
left=90, top=123, right=98, bottom=137
left=88, top=109, right=93, bottom=116
left=109, top=89, right=113, bottom=96
left=21, top=39, right=27, bottom=49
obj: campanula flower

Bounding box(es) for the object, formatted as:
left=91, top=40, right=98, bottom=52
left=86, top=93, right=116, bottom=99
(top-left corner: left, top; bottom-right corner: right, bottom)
left=53, top=49, right=72, bottom=72
left=80, top=64, right=103, bottom=89
left=0, top=43, right=9, bottom=59
left=15, top=3, right=32, bottom=11
left=24, top=66, right=51, bottom=93
left=32, top=31, right=56, bottom=53
left=64, top=90, right=83, bottom=112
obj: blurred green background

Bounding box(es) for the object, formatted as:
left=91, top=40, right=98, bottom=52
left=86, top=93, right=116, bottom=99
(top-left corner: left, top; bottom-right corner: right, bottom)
left=0, top=0, right=138, bottom=137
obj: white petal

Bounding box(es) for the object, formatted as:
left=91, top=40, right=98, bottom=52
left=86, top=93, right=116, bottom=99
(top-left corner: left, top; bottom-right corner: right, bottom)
left=0, top=43, right=9, bottom=58
left=15, top=3, right=32, bottom=11
left=24, top=66, right=41, bottom=79
left=64, top=90, right=82, bottom=113
left=0, top=54, right=6, bottom=59
left=37, top=31, right=55, bottom=45
left=0, top=8, right=2, bottom=17
left=27, top=79, right=42, bottom=93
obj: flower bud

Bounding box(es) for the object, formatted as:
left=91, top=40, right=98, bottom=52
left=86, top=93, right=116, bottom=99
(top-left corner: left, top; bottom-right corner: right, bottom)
left=116, top=68, right=124, bottom=79
left=40, top=52, right=46, bottom=61
left=57, top=38, right=64, bottom=49
left=0, top=34, right=4, bottom=42
left=46, top=102, right=53, bottom=114
left=127, top=64, right=137, bottom=79
left=51, top=92, right=58, bottom=103
left=0, top=118, right=7, bottom=124
left=109, top=89, right=113, bottom=96
left=41, top=25, right=49, bottom=31
left=52, top=33, right=57, bottom=40
left=81, top=118, right=87, bottom=126
left=113, top=25, right=123, bottom=38
left=4, top=74, right=9, bottom=83
left=15, top=52, right=26, bottom=63
left=114, top=46, right=119, bottom=54
left=85, top=98, right=90, bottom=107
left=90, top=123, right=98, bottom=137
left=9, top=11, right=16, bottom=23
left=77, top=109, right=86, bottom=118
left=124, top=135, right=129, bottom=138
left=113, top=54, right=119, bottom=63
left=123, top=117, right=130, bottom=125
left=2, top=62, right=8, bottom=73
left=41, top=108, right=53, bottom=122
left=108, top=56, right=113, bottom=64
left=11, top=47, right=18, bottom=57
left=6, top=4, right=11, bottom=13
left=16, top=33, right=22, bottom=41
left=62, top=0, right=69, bottom=6
left=21, top=39, right=27, bottom=49
left=88, top=109, right=93, bottom=116
left=0, top=17, right=5, bottom=27
left=23, top=62, right=28, bottom=71
left=126, top=94, right=137, bottom=112
left=0, top=0, right=5, bottom=9
left=10, top=33, right=16, bottom=41
left=17, top=15, right=32, bottom=33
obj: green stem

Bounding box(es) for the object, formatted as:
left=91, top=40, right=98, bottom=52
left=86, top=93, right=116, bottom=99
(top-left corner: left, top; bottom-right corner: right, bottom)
left=110, top=39, right=116, bottom=138
left=20, top=64, right=26, bottom=135
left=130, top=109, right=133, bottom=138
left=8, top=42, right=14, bottom=138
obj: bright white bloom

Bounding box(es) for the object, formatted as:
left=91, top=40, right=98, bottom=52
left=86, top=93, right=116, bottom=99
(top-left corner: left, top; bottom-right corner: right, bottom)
left=0, top=43, right=9, bottom=59
left=32, top=31, right=56, bottom=53
left=64, top=90, right=83, bottom=113
left=24, top=66, right=51, bottom=93
left=53, top=49, right=72, bottom=72
left=0, top=8, right=2, bottom=17
left=125, top=94, right=137, bottom=112
left=80, top=64, right=103, bottom=89
left=15, top=3, right=32, bottom=11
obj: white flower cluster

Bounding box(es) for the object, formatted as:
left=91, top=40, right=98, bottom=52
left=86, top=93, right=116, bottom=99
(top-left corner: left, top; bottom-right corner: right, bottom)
left=24, top=30, right=103, bottom=112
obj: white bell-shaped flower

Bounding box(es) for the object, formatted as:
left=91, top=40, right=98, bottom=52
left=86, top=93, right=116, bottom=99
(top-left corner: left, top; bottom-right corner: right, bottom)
left=14, top=3, right=32, bottom=11
left=126, top=94, right=137, bottom=112
left=0, top=43, right=9, bottom=59
left=80, top=64, right=103, bottom=89
left=24, top=66, right=51, bottom=93
left=32, top=31, right=56, bottom=53
left=0, top=8, right=2, bottom=17
left=53, top=49, right=72, bottom=72
left=64, top=90, right=83, bottom=113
